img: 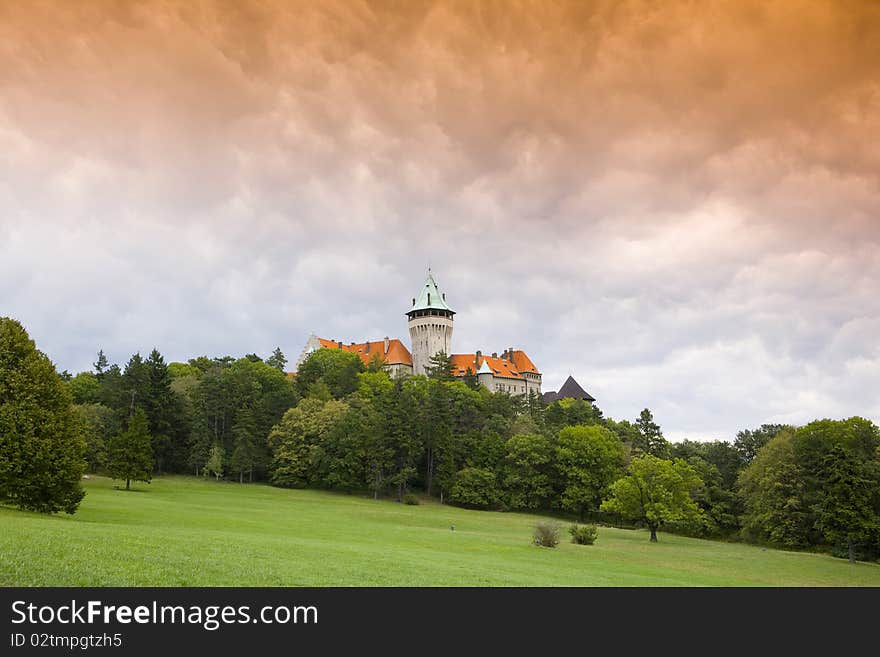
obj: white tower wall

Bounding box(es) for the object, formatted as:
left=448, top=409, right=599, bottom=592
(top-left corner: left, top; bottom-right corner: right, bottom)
left=408, top=314, right=453, bottom=376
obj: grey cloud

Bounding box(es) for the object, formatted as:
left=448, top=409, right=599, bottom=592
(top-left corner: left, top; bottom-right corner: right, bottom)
left=1, top=0, right=879, bottom=440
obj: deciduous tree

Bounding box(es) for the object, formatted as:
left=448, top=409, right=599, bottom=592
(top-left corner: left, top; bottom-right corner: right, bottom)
left=450, top=467, right=500, bottom=509
left=0, top=317, right=86, bottom=514
left=502, top=433, right=555, bottom=510
left=68, top=371, right=101, bottom=405
left=601, top=455, right=703, bottom=541
left=205, top=443, right=224, bottom=481
left=812, top=444, right=879, bottom=562
left=737, top=428, right=811, bottom=547
left=296, top=349, right=364, bottom=399
left=556, top=425, right=626, bottom=520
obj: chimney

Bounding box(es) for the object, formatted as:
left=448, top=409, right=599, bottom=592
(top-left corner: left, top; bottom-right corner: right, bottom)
left=365, top=342, right=370, bottom=354
left=337, top=341, right=342, bottom=349
left=492, top=352, right=497, bottom=358
left=509, top=347, right=514, bottom=358
left=475, top=350, right=482, bottom=367
left=383, top=336, right=390, bottom=353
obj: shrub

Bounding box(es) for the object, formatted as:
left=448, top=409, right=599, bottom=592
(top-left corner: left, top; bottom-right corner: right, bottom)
left=449, top=467, right=500, bottom=509
left=402, top=493, right=420, bottom=505
left=533, top=521, right=560, bottom=548
left=569, top=524, right=598, bottom=545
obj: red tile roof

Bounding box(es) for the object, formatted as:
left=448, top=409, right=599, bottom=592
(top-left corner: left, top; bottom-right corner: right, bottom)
left=509, top=350, right=538, bottom=374
left=316, top=337, right=413, bottom=366
left=480, top=355, right=525, bottom=380
left=316, top=339, right=538, bottom=380
left=449, top=352, right=539, bottom=380
left=449, top=354, right=479, bottom=377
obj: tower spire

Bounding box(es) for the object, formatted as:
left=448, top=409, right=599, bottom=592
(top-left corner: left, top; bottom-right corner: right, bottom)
left=407, top=269, right=454, bottom=375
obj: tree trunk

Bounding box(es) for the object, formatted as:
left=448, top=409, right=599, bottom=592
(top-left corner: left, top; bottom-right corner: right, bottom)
left=125, top=478, right=130, bottom=491
left=848, top=538, right=855, bottom=564
left=426, top=448, right=434, bottom=496
left=649, top=524, right=658, bottom=542
left=239, top=471, right=243, bottom=484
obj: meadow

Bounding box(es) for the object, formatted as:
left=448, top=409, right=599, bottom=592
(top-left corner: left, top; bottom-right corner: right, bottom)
left=2, top=476, right=878, bottom=586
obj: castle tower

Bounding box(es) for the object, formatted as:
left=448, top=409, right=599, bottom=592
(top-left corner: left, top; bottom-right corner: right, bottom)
left=407, top=269, right=455, bottom=376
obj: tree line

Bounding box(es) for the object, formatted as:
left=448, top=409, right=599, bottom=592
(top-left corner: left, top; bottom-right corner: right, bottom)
left=257, top=348, right=880, bottom=558
left=67, top=347, right=296, bottom=485
left=2, top=316, right=878, bottom=560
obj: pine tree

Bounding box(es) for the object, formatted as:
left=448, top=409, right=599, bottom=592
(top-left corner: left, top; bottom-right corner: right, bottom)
left=107, top=408, right=153, bottom=490
left=230, top=408, right=259, bottom=483
left=122, top=353, right=149, bottom=417
left=634, top=408, right=669, bottom=458
left=425, top=350, right=455, bottom=381
left=144, top=348, right=176, bottom=474
left=266, top=347, right=287, bottom=372
left=462, top=366, right=480, bottom=390
left=93, top=350, right=109, bottom=379
left=0, top=317, right=86, bottom=514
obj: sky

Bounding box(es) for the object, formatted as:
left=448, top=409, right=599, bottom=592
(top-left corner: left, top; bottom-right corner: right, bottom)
left=1, top=0, right=878, bottom=442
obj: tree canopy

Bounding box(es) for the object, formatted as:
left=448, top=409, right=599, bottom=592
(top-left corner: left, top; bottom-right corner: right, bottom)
left=601, top=455, right=704, bottom=541
left=4, top=319, right=877, bottom=563
left=555, top=424, right=626, bottom=520
left=0, top=317, right=86, bottom=514
left=295, top=348, right=364, bottom=399
left=738, top=418, right=880, bottom=559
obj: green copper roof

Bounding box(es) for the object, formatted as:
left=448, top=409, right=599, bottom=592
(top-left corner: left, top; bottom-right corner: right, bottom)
left=409, top=270, right=455, bottom=314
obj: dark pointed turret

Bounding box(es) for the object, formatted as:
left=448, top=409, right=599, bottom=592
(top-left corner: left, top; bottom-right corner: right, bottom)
left=543, top=375, right=595, bottom=403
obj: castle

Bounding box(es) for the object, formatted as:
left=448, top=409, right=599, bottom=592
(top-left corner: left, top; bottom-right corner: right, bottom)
left=295, top=270, right=544, bottom=395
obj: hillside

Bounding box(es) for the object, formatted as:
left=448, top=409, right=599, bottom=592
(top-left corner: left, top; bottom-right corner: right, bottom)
left=2, top=476, right=878, bottom=586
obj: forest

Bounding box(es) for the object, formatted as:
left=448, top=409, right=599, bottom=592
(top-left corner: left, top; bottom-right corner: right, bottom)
left=2, top=316, right=879, bottom=561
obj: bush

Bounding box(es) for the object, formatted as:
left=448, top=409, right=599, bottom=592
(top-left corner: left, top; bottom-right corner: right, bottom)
left=533, top=521, right=560, bottom=548
left=402, top=493, right=420, bottom=505
left=449, top=467, right=500, bottom=509
left=569, top=524, right=598, bottom=545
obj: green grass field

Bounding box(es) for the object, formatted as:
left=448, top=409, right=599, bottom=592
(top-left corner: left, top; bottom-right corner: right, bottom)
left=2, top=475, right=878, bottom=586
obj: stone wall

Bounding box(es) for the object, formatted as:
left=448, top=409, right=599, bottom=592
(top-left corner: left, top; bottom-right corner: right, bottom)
left=407, top=314, right=453, bottom=375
